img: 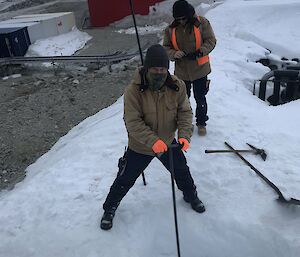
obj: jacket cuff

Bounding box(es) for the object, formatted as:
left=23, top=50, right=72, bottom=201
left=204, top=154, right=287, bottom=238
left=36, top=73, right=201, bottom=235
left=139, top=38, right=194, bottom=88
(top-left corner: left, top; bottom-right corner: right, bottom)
left=147, top=136, right=160, bottom=149
left=177, top=134, right=191, bottom=143
left=200, top=46, right=208, bottom=57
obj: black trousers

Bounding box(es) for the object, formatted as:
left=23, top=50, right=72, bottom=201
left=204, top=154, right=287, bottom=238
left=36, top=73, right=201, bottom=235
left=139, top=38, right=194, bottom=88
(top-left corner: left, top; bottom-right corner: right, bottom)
left=103, top=141, right=197, bottom=212
left=184, top=76, right=209, bottom=126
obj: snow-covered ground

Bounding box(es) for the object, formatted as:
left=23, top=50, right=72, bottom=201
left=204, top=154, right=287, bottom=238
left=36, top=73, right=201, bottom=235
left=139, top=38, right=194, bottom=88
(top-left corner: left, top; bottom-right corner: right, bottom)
left=1, top=0, right=300, bottom=257
left=117, top=22, right=169, bottom=35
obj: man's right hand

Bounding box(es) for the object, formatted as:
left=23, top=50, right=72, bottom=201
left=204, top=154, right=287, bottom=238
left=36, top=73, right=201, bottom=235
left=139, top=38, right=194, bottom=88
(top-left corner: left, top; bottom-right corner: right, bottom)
left=152, top=139, right=168, bottom=154
left=174, top=50, right=185, bottom=59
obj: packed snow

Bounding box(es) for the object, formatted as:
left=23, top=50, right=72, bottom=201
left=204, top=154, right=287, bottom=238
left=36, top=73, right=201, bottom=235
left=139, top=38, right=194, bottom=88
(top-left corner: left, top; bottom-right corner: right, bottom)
left=1, top=0, right=300, bottom=257
left=117, top=22, right=169, bottom=35
left=25, top=27, right=92, bottom=57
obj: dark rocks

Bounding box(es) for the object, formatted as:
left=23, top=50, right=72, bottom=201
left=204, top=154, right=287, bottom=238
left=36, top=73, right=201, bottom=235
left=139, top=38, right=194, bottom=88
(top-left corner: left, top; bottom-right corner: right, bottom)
left=0, top=64, right=137, bottom=191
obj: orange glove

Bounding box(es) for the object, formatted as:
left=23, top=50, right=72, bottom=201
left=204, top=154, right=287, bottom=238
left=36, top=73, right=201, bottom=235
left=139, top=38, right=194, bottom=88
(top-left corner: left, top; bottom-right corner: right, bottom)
left=178, top=138, right=190, bottom=151
left=152, top=139, right=168, bottom=154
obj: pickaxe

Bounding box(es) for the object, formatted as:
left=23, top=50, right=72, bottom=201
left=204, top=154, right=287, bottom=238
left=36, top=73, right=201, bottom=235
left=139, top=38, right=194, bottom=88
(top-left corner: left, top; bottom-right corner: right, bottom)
left=205, top=143, right=267, bottom=161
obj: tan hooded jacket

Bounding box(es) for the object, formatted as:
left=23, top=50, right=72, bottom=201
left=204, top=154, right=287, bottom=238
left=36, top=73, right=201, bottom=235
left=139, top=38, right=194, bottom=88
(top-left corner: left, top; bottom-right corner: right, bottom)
left=163, top=16, right=216, bottom=81
left=124, top=68, right=193, bottom=155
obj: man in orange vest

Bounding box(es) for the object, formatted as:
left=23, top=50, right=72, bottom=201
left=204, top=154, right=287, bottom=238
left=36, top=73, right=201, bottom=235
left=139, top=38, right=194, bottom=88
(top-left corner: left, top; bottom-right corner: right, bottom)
left=163, top=0, right=216, bottom=135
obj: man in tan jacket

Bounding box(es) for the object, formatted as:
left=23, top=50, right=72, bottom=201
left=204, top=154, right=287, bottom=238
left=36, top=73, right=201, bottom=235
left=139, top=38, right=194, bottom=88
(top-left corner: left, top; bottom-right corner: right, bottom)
left=163, top=0, right=216, bottom=135
left=100, top=44, right=205, bottom=230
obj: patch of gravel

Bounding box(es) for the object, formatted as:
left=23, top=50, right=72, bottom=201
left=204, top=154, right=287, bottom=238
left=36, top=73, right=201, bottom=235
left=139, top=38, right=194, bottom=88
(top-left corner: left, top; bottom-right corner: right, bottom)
left=0, top=0, right=56, bottom=13
left=0, top=0, right=161, bottom=191
left=0, top=61, right=138, bottom=190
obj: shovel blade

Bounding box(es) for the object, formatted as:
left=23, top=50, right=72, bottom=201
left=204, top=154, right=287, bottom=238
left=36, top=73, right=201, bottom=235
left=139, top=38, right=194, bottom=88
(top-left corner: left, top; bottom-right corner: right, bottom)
left=247, top=143, right=267, bottom=161
left=277, top=196, right=300, bottom=206
left=261, top=152, right=267, bottom=161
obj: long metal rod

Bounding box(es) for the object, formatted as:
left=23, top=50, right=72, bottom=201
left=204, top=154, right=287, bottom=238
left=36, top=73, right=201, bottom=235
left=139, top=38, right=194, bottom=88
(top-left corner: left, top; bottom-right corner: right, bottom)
left=129, top=0, right=144, bottom=65
left=169, top=145, right=181, bottom=257
left=205, top=149, right=255, bottom=153
left=129, top=0, right=146, bottom=185
left=0, top=53, right=138, bottom=65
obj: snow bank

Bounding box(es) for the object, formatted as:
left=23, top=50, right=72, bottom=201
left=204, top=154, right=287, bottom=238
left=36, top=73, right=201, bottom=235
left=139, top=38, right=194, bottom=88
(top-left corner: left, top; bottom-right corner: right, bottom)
left=26, top=27, right=92, bottom=57
left=213, top=0, right=300, bottom=59
left=117, top=22, right=169, bottom=35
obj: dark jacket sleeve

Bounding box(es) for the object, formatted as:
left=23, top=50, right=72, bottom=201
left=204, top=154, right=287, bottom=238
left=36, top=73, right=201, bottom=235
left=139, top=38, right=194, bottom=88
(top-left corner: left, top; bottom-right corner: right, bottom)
left=123, top=85, right=159, bottom=148
left=200, top=18, right=217, bottom=56
left=176, top=80, right=193, bottom=141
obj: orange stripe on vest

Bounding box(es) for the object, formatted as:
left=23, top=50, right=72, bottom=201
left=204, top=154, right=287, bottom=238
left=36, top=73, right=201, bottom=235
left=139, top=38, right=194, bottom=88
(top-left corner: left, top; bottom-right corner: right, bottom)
left=171, top=28, right=180, bottom=51
left=171, top=17, right=210, bottom=66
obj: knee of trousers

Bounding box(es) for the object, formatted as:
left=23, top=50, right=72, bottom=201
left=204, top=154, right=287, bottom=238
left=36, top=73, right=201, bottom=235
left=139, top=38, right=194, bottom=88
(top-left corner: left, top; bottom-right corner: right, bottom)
left=103, top=184, right=131, bottom=210
left=173, top=164, right=190, bottom=173
left=174, top=170, right=194, bottom=184
left=195, top=96, right=207, bottom=104
left=111, top=181, right=134, bottom=195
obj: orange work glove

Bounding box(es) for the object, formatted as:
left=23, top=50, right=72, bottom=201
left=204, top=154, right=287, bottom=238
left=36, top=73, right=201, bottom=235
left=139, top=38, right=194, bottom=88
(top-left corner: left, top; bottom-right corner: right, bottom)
left=178, top=138, right=190, bottom=151
left=152, top=139, right=168, bottom=154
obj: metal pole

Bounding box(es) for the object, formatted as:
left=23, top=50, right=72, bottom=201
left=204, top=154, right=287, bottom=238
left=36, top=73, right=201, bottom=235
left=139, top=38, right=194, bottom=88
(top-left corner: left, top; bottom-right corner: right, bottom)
left=129, top=0, right=146, bottom=186
left=169, top=145, right=181, bottom=257
left=129, top=0, right=144, bottom=65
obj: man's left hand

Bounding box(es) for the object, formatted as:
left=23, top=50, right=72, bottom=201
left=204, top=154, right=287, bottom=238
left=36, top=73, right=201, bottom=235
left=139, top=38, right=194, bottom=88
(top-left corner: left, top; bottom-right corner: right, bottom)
left=178, top=138, right=190, bottom=151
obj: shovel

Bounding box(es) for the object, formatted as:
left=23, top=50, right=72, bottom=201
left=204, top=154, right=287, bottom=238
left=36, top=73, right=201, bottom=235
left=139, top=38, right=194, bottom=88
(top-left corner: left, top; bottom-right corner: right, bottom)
left=224, top=142, right=300, bottom=206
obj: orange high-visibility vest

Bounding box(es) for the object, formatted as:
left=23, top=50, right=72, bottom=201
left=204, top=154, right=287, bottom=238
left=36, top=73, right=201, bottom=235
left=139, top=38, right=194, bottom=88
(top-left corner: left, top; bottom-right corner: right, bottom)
left=171, top=17, right=210, bottom=65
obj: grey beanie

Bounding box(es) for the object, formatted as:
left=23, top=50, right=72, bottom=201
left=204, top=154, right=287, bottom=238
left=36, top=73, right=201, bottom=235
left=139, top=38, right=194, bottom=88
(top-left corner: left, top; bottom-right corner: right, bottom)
left=144, top=44, right=169, bottom=69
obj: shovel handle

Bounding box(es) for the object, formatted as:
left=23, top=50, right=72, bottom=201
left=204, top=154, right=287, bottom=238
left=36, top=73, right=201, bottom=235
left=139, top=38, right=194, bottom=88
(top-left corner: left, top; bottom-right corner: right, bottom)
left=205, top=149, right=252, bottom=153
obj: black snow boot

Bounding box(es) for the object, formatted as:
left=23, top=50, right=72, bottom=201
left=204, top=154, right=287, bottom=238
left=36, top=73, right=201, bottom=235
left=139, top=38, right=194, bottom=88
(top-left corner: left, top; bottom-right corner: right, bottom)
left=100, top=210, right=116, bottom=230
left=184, top=195, right=206, bottom=213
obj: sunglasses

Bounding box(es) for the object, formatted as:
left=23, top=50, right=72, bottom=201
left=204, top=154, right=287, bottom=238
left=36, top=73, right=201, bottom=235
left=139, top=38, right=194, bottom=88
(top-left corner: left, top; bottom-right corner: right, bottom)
left=175, top=17, right=187, bottom=22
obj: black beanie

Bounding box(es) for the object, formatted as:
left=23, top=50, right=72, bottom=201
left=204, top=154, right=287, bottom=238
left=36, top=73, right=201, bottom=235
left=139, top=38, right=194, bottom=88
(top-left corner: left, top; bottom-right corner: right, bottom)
left=173, top=0, right=190, bottom=18
left=144, top=44, right=169, bottom=69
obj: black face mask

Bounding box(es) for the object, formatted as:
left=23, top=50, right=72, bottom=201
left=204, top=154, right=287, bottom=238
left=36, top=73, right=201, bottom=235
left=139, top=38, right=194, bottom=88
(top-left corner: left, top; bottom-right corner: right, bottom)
left=146, top=72, right=168, bottom=91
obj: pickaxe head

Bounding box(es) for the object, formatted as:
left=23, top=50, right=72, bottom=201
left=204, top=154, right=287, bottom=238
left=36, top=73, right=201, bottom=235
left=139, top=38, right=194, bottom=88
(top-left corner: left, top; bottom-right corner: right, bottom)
left=247, top=143, right=267, bottom=161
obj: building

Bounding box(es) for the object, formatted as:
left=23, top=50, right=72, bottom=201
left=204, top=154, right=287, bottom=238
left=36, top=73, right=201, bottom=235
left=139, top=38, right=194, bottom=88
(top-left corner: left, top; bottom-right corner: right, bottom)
left=87, top=0, right=164, bottom=27
left=0, top=12, right=75, bottom=44
left=0, top=27, right=30, bottom=57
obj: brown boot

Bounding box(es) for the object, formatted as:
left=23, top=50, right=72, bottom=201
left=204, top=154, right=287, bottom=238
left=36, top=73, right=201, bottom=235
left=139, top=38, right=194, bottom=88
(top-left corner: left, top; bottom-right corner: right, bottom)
left=197, top=125, right=207, bottom=136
